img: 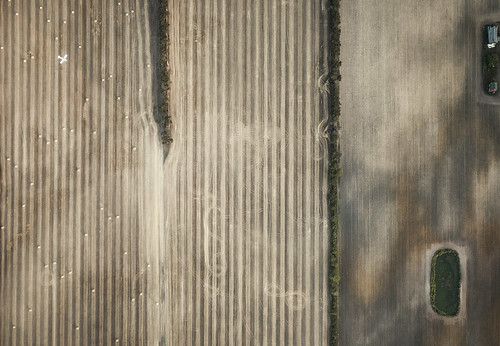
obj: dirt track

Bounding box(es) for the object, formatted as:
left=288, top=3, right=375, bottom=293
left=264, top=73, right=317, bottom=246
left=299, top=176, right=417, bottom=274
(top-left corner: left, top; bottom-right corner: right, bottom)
left=164, top=0, right=331, bottom=344
left=0, top=1, right=164, bottom=344
left=340, top=0, right=500, bottom=344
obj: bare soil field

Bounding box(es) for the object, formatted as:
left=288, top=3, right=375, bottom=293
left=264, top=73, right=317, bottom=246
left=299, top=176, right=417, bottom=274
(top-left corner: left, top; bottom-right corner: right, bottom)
left=1, top=0, right=333, bottom=345
left=340, top=0, right=500, bottom=345
left=164, top=0, right=331, bottom=344
left=0, top=1, right=165, bottom=344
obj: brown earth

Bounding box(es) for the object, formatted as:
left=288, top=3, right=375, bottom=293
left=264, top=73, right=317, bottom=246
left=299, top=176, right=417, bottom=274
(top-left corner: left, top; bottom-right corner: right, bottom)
left=1, top=0, right=333, bottom=345
left=0, top=1, right=165, bottom=344
left=340, top=0, right=500, bottom=345
left=164, top=0, right=331, bottom=344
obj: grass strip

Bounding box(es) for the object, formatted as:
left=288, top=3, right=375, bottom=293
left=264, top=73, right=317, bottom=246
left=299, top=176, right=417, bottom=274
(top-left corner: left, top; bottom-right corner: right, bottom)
left=327, top=0, right=341, bottom=344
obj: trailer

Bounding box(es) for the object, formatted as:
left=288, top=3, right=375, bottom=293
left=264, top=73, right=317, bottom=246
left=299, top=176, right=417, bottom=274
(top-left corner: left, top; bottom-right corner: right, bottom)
left=487, top=25, right=498, bottom=48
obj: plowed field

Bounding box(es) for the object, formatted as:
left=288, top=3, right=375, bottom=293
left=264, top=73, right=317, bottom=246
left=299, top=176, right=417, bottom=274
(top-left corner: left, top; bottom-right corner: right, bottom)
left=0, top=1, right=164, bottom=344
left=1, top=0, right=332, bottom=344
left=164, top=0, right=331, bottom=344
left=340, top=0, right=500, bottom=344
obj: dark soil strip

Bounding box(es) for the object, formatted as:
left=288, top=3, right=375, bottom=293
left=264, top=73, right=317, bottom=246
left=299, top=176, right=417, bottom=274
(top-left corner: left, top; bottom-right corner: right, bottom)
left=327, top=0, right=341, bottom=344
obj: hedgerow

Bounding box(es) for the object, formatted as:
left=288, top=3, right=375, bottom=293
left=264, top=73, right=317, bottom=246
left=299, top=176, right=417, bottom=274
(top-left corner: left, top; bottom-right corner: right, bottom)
left=327, top=0, right=341, bottom=344
left=158, top=0, right=172, bottom=144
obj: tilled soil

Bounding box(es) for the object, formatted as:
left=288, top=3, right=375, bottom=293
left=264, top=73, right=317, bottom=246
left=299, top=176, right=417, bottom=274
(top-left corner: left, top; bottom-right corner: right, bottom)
left=340, top=0, right=500, bottom=344
left=164, top=0, right=331, bottom=344
left=0, top=0, right=334, bottom=345
left=0, top=1, right=165, bottom=344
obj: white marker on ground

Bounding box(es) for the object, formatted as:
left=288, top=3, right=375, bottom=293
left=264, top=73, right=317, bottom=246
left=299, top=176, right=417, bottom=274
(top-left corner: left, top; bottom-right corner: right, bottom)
left=58, top=54, right=68, bottom=64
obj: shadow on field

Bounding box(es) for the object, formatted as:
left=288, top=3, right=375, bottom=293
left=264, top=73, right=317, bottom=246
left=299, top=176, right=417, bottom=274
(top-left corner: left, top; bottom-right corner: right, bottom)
left=394, top=10, right=500, bottom=344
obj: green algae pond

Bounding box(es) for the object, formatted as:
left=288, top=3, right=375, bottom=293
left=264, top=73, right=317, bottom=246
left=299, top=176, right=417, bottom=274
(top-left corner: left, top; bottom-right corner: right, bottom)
left=430, top=249, right=461, bottom=316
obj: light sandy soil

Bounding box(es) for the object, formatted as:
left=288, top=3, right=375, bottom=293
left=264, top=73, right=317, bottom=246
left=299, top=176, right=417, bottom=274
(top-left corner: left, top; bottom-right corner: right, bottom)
left=164, top=0, right=331, bottom=344
left=0, top=1, right=164, bottom=344
left=340, top=0, right=500, bottom=344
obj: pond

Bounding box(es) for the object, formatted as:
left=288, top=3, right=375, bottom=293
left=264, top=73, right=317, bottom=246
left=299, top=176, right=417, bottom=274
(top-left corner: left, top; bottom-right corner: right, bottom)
left=430, top=249, right=461, bottom=316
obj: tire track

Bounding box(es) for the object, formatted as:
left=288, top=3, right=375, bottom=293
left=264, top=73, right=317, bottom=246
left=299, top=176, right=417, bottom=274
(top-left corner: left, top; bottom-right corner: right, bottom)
left=106, top=2, right=115, bottom=342
left=236, top=0, right=245, bottom=343
left=54, top=2, right=64, bottom=344
left=194, top=1, right=203, bottom=344
left=1, top=3, right=9, bottom=342
left=34, top=4, right=44, bottom=344
left=41, top=2, right=51, bottom=343
left=296, top=2, right=309, bottom=344
left=81, top=2, right=91, bottom=343
left=12, top=3, right=21, bottom=344
left=114, top=2, right=124, bottom=341
left=261, top=1, right=270, bottom=343
left=27, top=4, right=37, bottom=344
left=304, top=1, right=316, bottom=343
left=63, top=2, right=73, bottom=343
left=19, top=1, right=29, bottom=342
left=252, top=2, right=264, bottom=344
left=223, top=0, right=234, bottom=342
left=320, top=1, right=330, bottom=341
left=243, top=0, right=253, bottom=344
left=0, top=2, right=6, bottom=342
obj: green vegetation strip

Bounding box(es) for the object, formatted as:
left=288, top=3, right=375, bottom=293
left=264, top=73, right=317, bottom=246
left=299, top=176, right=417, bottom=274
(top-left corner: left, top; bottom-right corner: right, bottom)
left=327, top=0, right=341, bottom=344
left=158, top=0, right=172, bottom=144
left=430, top=249, right=461, bottom=317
